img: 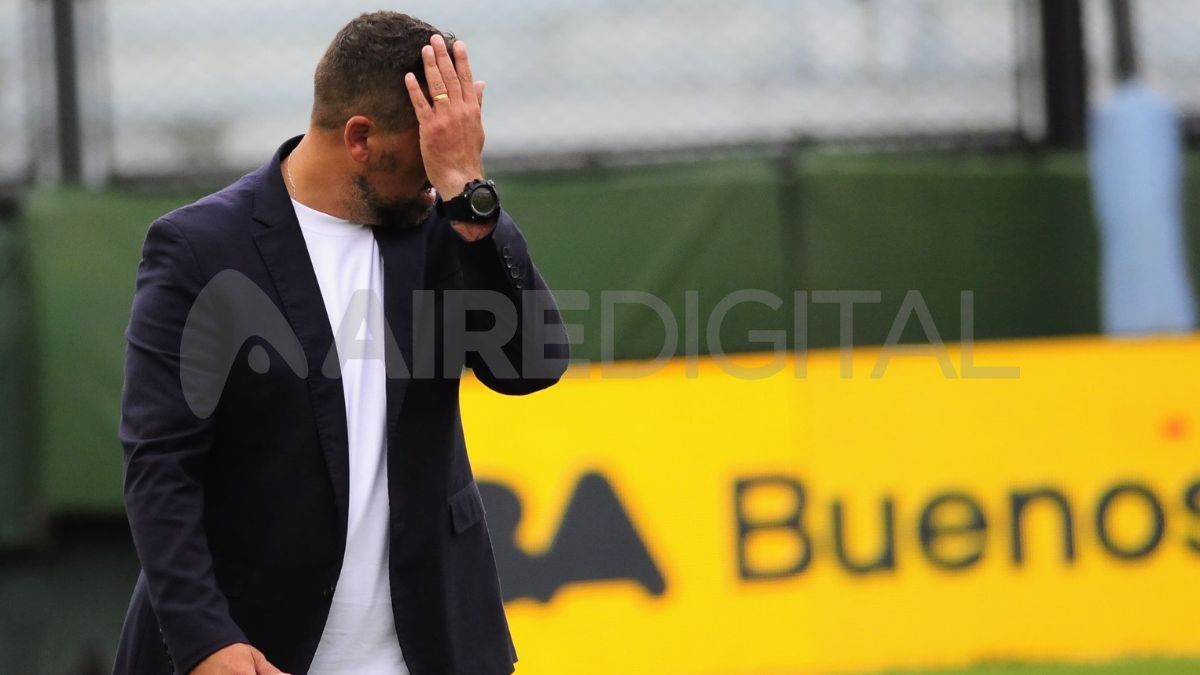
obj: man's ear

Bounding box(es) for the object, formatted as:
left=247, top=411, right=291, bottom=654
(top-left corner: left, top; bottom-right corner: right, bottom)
left=343, top=116, right=373, bottom=165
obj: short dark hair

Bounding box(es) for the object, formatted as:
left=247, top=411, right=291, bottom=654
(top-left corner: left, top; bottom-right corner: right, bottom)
left=311, top=11, right=455, bottom=131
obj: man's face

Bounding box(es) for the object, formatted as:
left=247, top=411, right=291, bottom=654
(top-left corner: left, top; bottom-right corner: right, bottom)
left=353, top=126, right=438, bottom=228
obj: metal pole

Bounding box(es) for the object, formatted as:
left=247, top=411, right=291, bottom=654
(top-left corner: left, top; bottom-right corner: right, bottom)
left=1039, top=0, right=1089, bottom=147
left=1110, top=0, right=1138, bottom=82
left=51, top=0, right=82, bottom=184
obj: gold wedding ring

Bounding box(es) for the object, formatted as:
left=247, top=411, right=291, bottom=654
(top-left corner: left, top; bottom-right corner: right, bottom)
left=432, top=93, right=449, bottom=102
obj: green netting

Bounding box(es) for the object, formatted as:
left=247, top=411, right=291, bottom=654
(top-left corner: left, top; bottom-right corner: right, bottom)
left=25, top=189, right=205, bottom=512
left=21, top=152, right=1198, bottom=514
left=499, top=158, right=791, bottom=362
left=790, top=151, right=1104, bottom=347
left=0, top=194, right=36, bottom=545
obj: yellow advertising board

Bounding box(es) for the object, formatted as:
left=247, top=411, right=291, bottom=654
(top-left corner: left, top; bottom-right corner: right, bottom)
left=460, top=335, right=1200, bottom=675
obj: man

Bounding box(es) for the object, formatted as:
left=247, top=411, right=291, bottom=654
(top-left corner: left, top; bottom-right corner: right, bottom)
left=114, top=11, right=568, bottom=675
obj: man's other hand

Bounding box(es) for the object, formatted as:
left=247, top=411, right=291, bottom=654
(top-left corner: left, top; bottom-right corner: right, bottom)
left=190, top=643, right=289, bottom=675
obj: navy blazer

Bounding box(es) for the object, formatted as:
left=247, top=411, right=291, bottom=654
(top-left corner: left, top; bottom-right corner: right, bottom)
left=113, top=135, right=568, bottom=674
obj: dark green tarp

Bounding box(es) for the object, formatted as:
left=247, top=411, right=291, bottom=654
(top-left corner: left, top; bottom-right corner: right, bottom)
left=20, top=151, right=1200, bottom=514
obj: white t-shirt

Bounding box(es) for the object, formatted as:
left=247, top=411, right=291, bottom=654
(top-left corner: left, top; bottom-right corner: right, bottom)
left=292, top=198, right=409, bottom=675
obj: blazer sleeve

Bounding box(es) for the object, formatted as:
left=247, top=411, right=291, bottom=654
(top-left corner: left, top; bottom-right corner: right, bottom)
left=453, top=209, right=570, bottom=395
left=119, top=217, right=248, bottom=673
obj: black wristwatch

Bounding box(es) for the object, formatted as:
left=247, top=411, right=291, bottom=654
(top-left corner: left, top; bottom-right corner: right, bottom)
left=438, top=179, right=501, bottom=223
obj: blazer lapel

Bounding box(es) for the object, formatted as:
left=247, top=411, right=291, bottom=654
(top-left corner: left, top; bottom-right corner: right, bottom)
left=249, top=136, right=351, bottom=549
left=373, top=219, right=426, bottom=447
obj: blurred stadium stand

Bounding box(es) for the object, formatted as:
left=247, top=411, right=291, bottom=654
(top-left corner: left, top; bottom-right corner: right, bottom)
left=1, top=0, right=1197, bottom=184
left=1084, top=0, right=1200, bottom=131
left=95, top=0, right=1031, bottom=175
left=0, top=0, right=1115, bottom=184
left=0, top=0, right=31, bottom=182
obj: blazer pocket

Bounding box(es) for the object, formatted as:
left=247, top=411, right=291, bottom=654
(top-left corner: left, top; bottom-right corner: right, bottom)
left=448, top=479, right=486, bottom=534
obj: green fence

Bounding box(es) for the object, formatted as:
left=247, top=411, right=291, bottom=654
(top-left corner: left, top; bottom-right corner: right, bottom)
left=18, top=150, right=1200, bottom=516
left=0, top=191, right=37, bottom=547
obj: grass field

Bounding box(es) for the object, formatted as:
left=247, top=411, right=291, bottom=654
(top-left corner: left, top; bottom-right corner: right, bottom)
left=871, top=659, right=1200, bottom=674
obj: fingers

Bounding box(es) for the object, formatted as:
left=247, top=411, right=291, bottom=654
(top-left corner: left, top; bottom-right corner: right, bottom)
left=453, top=40, right=478, bottom=106
left=251, top=647, right=288, bottom=675
left=420, top=42, right=449, bottom=104
left=429, top=34, right=461, bottom=103
left=412, top=35, right=484, bottom=118
left=404, top=72, right=433, bottom=123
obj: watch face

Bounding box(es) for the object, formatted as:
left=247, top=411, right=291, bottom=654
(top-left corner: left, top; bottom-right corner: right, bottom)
left=468, top=184, right=498, bottom=216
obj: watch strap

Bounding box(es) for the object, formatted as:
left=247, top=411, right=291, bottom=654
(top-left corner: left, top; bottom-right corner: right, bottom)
left=438, top=179, right=500, bottom=222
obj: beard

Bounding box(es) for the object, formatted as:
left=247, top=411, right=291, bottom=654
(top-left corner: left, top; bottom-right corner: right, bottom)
left=353, top=174, right=434, bottom=229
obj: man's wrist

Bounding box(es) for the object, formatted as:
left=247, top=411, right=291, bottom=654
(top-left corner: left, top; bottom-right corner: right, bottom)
left=450, top=217, right=498, bottom=243
left=434, top=172, right=483, bottom=199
